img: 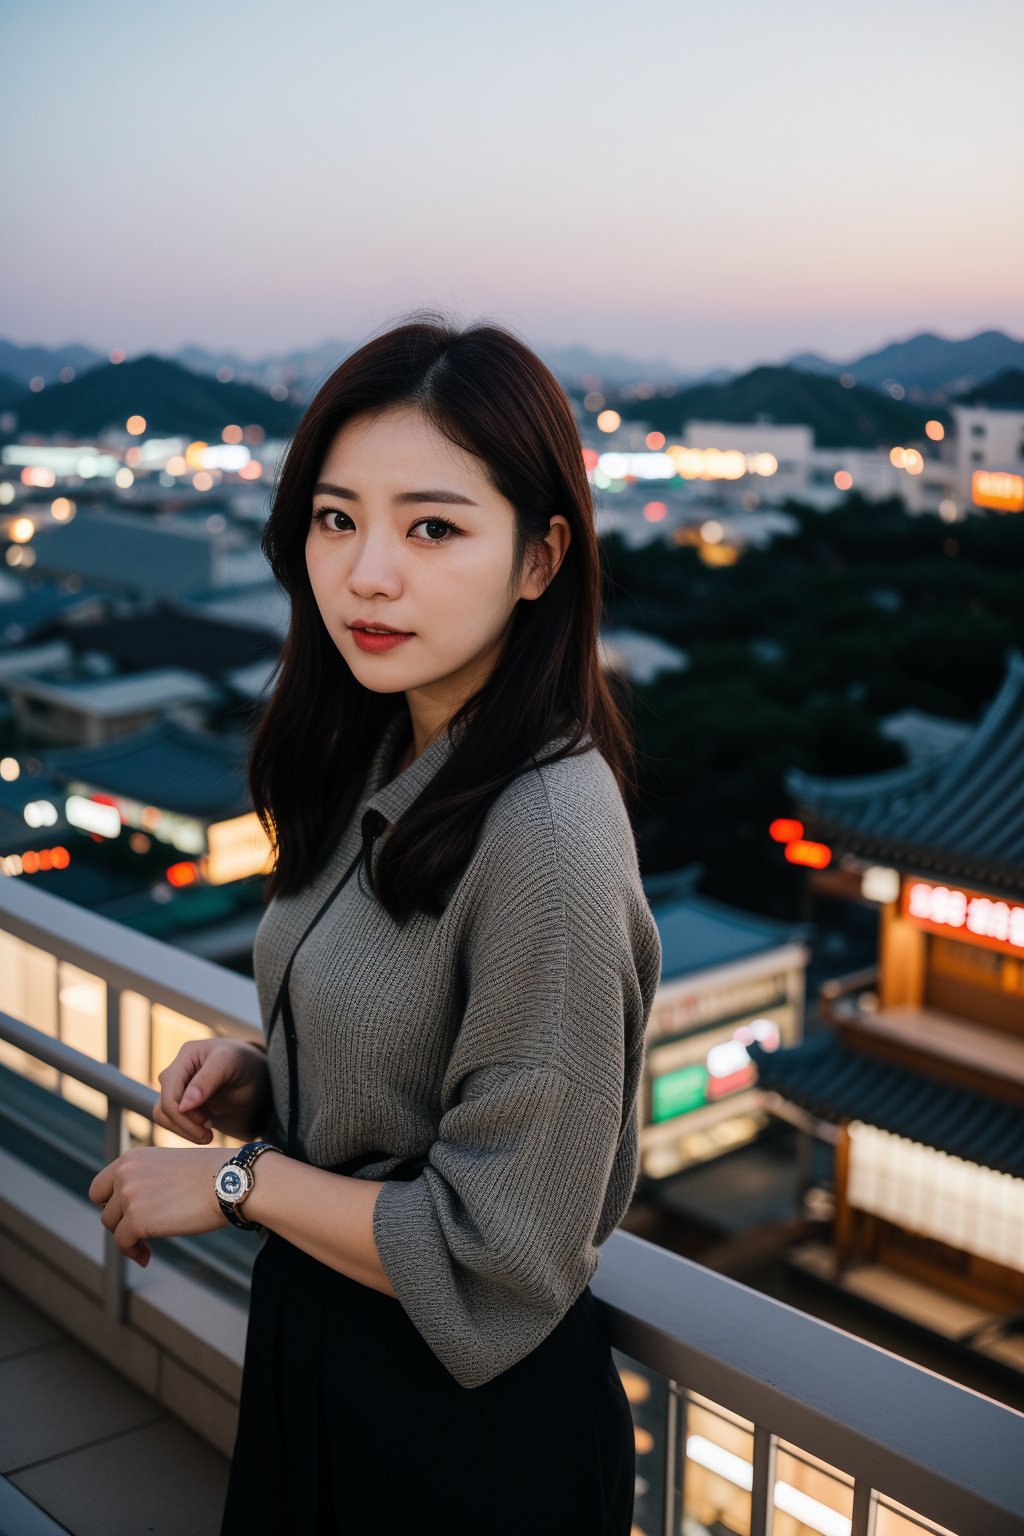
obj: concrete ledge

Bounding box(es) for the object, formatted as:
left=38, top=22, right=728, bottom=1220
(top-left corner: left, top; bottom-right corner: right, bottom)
left=0, top=1148, right=247, bottom=1454
left=159, top=1354, right=239, bottom=1460
left=0, top=1473, right=72, bottom=1536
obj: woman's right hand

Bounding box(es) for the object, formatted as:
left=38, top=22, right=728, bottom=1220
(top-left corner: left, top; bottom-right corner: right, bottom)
left=153, top=1037, right=271, bottom=1145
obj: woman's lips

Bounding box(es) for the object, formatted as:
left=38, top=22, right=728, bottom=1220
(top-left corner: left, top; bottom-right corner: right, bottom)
left=349, top=626, right=415, bottom=653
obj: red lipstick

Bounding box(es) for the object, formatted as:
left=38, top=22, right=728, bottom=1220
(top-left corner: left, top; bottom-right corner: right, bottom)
left=349, top=619, right=415, bottom=654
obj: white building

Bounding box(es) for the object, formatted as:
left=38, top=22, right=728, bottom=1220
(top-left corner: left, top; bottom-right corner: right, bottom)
left=951, top=402, right=1024, bottom=512
left=682, top=420, right=813, bottom=501
left=805, top=447, right=955, bottom=514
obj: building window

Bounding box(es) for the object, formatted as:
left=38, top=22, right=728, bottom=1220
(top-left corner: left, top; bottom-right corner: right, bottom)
left=930, top=935, right=1002, bottom=982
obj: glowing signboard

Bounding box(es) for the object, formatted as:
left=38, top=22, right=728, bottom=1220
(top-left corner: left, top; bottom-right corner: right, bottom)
left=650, top=1016, right=781, bottom=1124
left=902, top=877, right=1024, bottom=957
left=972, top=470, right=1024, bottom=513
left=206, top=811, right=274, bottom=884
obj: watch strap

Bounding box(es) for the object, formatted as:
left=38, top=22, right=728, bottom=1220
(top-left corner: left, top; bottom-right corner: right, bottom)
left=236, top=1139, right=281, bottom=1171
left=216, top=1141, right=281, bottom=1230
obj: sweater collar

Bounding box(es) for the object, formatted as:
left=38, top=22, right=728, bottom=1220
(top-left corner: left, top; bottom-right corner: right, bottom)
left=362, top=707, right=469, bottom=831
left=360, top=707, right=586, bottom=836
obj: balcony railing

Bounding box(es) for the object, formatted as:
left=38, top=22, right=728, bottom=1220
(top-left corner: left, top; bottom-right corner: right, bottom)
left=2, top=875, right=1023, bottom=1536
left=818, top=966, right=880, bottom=1025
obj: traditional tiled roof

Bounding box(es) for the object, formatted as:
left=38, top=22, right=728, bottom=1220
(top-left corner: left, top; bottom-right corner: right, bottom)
left=785, top=648, right=1024, bottom=899
left=41, top=717, right=251, bottom=820
left=0, top=584, right=108, bottom=645
left=63, top=600, right=281, bottom=679
left=747, top=1033, right=1024, bottom=1177
left=645, top=865, right=811, bottom=980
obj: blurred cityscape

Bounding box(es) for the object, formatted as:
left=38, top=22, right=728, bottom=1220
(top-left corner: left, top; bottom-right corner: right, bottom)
left=1, top=326, right=1023, bottom=1536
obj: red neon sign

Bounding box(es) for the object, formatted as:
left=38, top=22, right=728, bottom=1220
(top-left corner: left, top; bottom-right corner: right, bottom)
left=902, top=878, right=1024, bottom=956
left=785, top=839, right=832, bottom=869
left=166, top=861, right=199, bottom=888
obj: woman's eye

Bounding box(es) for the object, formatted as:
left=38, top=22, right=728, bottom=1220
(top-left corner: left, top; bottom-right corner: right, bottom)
left=311, top=508, right=460, bottom=543
left=409, top=516, right=460, bottom=543
left=311, top=507, right=351, bottom=532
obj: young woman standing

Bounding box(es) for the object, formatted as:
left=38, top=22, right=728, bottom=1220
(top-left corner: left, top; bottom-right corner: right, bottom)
left=89, top=313, right=663, bottom=1533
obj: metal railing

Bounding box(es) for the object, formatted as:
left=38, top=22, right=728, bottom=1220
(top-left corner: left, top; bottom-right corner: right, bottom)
left=818, top=964, right=879, bottom=1024
left=0, top=867, right=266, bottom=1314
left=2, top=879, right=1023, bottom=1536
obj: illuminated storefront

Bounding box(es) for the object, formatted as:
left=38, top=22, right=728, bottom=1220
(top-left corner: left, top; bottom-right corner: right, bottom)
left=642, top=867, right=810, bottom=1178
left=752, top=649, right=1024, bottom=1373
left=20, top=716, right=273, bottom=885
left=0, top=719, right=272, bottom=1121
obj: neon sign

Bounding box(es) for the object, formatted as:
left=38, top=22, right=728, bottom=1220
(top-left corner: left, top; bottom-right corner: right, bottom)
left=972, top=470, right=1024, bottom=513
left=650, top=1017, right=781, bottom=1123
left=769, top=817, right=803, bottom=843
left=903, top=878, right=1024, bottom=956
left=785, top=839, right=832, bottom=868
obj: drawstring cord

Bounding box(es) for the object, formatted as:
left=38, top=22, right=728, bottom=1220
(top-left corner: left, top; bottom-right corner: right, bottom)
left=265, top=809, right=387, bottom=1160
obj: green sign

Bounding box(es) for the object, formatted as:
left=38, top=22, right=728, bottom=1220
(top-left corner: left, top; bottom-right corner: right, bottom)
left=651, top=1062, right=709, bottom=1123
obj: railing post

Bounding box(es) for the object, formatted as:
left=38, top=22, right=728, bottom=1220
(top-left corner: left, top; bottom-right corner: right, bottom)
left=750, top=1424, right=777, bottom=1536
left=851, top=1480, right=879, bottom=1536
left=103, top=982, right=130, bottom=1324
left=662, top=1380, right=680, bottom=1536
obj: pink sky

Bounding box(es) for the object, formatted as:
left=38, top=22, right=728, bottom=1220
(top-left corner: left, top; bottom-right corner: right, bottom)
left=3, top=0, right=1022, bottom=373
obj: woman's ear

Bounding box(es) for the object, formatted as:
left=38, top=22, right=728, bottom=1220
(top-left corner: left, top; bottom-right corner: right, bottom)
left=520, top=516, right=571, bottom=601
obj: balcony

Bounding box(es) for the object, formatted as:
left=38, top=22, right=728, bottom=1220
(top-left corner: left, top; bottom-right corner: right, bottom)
left=1, top=874, right=1023, bottom=1536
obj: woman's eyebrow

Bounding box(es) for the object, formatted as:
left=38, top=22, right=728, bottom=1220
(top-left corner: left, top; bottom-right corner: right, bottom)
left=312, top=481, right=479, bottom=507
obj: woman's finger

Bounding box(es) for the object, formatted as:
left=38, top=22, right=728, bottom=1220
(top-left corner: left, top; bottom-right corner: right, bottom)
left=157, top=1047, right=223, bottom=1141
left=88, top=1166, right=113, bottom=1206
left=99, top=1193, right=123, bottom=1233
left=157, top=1054, right=210, bottom=1137
left=153, top=1096, right=212, bottom=1144
left=177, top=1060, right=230, bottom=1116
left=113, top=1213, right=151, bottom=1266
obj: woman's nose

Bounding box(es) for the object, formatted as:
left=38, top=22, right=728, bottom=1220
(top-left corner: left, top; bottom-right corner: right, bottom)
left=347, top=537, right=402, bottom=596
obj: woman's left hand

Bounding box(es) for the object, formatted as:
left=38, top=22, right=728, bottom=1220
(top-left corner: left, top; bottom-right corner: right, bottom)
left=88, top=1146, right=231, bottom=1266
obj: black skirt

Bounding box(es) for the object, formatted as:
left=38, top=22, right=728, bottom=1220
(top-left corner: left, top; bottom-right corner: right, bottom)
left=219, top=1184, right=636, bottom=1533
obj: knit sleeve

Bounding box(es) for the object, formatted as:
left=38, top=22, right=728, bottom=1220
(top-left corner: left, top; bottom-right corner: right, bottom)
left=370, top=776, right=662, bottom=1389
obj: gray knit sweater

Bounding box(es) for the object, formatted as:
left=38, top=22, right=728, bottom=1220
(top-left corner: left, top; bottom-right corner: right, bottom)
left=253, top=707, right=663, bottom=1389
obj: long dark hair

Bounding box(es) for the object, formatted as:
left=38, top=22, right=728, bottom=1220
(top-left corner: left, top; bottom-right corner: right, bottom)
left=248, top=308, right=641, bottom=922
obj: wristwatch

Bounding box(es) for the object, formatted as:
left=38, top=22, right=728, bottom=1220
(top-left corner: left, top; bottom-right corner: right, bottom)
left=214, top=1139, right=282, bottom=1231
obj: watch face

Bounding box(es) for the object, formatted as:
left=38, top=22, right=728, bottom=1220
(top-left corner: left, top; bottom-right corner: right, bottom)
left=215, top=1164, right=252, bottom=1204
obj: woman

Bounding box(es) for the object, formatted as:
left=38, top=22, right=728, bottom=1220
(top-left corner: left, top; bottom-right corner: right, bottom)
left=88, top=311, right=663, bottom=1534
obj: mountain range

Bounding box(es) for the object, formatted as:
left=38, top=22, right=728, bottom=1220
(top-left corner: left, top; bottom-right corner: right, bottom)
left=785, top=329, right=1024, bottom=395
left=2, top=328, right=1022, bottom=401
left=2, top=354, right=300, bottom=441
left=1, top=336, right=1021, bottom=451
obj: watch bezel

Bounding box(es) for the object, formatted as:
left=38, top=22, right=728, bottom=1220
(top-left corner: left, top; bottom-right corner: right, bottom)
left=214, top=1161, right=255, bottom=1206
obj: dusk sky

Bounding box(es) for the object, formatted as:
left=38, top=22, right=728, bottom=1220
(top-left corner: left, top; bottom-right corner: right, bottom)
left=4, top=0, right=1022, bottom=373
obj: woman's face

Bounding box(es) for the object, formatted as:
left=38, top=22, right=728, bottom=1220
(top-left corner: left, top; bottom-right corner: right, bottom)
left=306, top=405, right=568, bottom=722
